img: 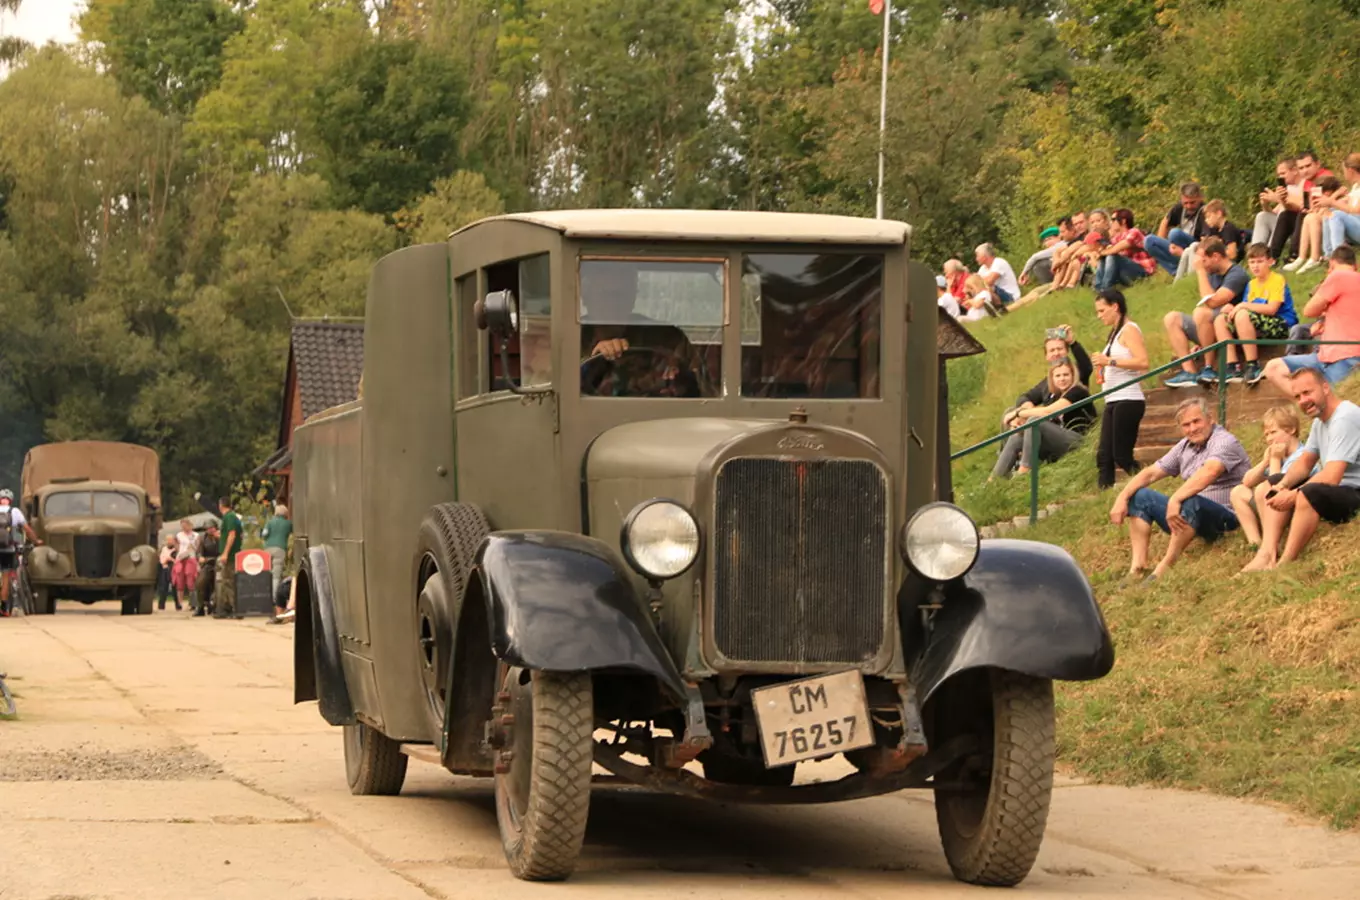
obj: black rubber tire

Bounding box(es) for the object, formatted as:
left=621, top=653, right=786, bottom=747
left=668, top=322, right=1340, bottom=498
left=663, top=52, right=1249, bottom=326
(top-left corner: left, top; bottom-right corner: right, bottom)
left=414, top=503, right=489, bottom=742
left=701, top=753, right=796, bottom=787
left=120, top=594, right=138, bottom=616
left=495, top=669, right=594, bottom=882
left=138, top=587, right=156, bottom=615
left=343, top=721, right=409, bottom=796
left=932, top=668, right=1055, bottom=887
left=31, top=588, right=53, bottom=615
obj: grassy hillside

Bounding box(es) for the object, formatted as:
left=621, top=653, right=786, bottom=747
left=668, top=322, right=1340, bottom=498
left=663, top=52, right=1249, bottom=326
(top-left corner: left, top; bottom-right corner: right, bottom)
left=946, top=269, right=1360, bottom=828
left=948, top=269, right=1325, bottom=523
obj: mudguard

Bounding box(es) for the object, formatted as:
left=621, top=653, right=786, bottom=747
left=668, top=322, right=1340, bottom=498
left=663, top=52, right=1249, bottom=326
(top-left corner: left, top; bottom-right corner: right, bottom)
left=902, top=539, right=1114, bottom=706
left=475, top=531, right=688, bottom=702
left=293, top=546, right=356, bottom=725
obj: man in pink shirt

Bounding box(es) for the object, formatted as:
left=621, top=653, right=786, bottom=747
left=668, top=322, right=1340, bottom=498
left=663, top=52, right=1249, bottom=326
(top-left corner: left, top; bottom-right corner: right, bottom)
left=1264, top=245, right=1360, bottom=393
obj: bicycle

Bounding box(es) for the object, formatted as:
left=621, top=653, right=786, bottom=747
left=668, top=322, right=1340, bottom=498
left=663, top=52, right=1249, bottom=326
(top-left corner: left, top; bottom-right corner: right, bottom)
left=1, top=544, right=34, bottom=616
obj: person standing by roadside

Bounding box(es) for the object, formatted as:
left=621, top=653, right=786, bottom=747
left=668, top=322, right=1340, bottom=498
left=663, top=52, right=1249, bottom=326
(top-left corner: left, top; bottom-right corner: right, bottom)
left=194, top=525, right=220, bottom=617
left=1090, top=290, right=1149, bottom=490
left=214, top=497, right=244, bottom=619
left=261, top=503, right=292, bottom=598
left=171, top=518, right=199, bottom=611
left=157, top=535, right=177, bottom=611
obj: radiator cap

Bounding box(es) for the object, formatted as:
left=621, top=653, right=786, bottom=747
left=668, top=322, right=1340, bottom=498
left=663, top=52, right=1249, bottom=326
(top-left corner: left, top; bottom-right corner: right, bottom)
left=789, top=406, right=808, bottom=424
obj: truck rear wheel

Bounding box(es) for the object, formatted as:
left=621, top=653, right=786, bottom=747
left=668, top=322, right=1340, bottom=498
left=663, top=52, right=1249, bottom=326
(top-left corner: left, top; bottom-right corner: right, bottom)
left=343, top=721, right=408, bottom=795
left=414, top=503, right=489, bottom=742
left=931, top=668, right=1055, bottom=887
left=31, top=588, right=53, bottom=615
left=494, top=665, right=593, bottom=882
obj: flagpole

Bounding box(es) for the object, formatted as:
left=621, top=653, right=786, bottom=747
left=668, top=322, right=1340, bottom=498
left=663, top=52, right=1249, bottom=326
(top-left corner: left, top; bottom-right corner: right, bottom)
left=875, top=0, right=891, bottom=219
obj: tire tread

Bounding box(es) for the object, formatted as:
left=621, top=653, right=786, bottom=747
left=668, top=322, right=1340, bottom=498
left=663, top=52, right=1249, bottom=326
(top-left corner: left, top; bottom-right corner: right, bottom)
left=937, top=669, right=1055, bottom=887
left=500, top=671, right=593, bottom=881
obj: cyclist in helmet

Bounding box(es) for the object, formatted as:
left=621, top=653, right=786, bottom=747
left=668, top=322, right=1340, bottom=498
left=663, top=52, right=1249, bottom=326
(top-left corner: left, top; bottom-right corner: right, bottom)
left=0, top=489, right=40, bottom=616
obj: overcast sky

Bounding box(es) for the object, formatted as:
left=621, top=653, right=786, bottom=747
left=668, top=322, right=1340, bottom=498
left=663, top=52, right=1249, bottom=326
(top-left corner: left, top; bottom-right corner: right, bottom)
left=1, top=0, right=79, bottom=45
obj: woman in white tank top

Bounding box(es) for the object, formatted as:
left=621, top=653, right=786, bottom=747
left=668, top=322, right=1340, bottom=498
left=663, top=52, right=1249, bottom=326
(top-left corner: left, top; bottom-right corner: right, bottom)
left=1089, top=290, right=1149, bottom=488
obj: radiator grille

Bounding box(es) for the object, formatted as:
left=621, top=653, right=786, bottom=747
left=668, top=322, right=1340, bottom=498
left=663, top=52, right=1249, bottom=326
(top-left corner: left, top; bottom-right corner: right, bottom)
left=74, top=535, right=116, bottom=579
left=713, top=457, right=888, bottom=664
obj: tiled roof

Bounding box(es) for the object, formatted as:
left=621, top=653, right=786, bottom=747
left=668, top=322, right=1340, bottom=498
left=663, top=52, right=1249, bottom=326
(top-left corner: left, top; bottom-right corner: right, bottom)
left=938, top=307, right=986, bottom=358
left=293, top=322, right=365, bottom=420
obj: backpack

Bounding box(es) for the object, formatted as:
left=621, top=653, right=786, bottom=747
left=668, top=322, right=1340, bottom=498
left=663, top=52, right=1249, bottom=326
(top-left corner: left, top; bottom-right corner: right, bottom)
left=0, top=509, right=13, bottom=549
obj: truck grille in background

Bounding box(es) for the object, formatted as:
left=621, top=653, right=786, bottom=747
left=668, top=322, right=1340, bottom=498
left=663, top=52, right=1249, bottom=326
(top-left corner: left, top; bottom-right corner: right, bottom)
left=713, top=457, right=888, bottom=665
left=74, top=535, right=115, bottom=579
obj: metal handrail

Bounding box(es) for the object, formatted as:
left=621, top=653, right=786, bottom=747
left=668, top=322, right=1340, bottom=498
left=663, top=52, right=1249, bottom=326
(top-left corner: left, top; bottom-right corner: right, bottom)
left=951, top=337, right=1360, bottom=524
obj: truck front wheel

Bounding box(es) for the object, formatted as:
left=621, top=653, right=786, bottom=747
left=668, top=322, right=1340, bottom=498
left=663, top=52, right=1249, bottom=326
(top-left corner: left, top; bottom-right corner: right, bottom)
left=931, top=668, right=1055, bottom=887
left=494, top=665, right=593, bottom=881
left=31, top=588, right=53, bottom=615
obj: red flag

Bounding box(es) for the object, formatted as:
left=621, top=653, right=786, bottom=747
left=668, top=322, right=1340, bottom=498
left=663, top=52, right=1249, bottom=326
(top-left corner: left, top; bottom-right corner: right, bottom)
left=870, top=0, right=884, bottom=13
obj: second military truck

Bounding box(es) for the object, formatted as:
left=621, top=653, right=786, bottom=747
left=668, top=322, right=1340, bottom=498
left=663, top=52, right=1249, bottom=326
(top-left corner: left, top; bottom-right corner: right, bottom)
left=22, top=441, right=162, bottom=615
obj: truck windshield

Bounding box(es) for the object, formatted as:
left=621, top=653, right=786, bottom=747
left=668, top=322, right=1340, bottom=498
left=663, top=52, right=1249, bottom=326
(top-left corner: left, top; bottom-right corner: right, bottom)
left=740, top=253, right=883, bottom=399
left=45, top=491, right=140, bottom=518
left=578, top=258, right=724, bottom=398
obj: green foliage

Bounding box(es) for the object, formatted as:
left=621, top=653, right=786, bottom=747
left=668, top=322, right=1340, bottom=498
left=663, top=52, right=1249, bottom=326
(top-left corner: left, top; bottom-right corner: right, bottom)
left=311, top=37, right=469, bottom=215
left=80, top=0, right=244, bottom=115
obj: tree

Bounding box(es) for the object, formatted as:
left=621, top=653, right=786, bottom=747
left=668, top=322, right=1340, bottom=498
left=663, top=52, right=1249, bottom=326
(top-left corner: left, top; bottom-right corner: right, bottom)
left=79, top=0, right=244, bottom=115
left=398, top=170, right=504, bottom=244
left=311, top=36, right=469, bottom=215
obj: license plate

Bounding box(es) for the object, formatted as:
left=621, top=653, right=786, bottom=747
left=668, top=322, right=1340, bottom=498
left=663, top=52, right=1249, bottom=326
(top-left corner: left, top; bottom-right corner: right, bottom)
left=750, top=671, right=874, bottom=768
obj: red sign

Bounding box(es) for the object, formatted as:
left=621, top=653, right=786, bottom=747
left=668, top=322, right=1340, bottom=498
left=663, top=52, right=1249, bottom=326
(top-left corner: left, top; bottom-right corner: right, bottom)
left=236, top=549, right=270, bottom=577
left=869, top=0, right=884, bottom=13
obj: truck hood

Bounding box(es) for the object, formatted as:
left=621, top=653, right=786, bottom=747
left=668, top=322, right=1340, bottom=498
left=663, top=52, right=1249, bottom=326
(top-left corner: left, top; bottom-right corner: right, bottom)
left=585, top=418, right=779, bottom=484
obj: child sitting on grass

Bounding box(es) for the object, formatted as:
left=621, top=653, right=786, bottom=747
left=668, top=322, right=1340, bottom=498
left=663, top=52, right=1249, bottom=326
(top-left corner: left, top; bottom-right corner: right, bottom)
left=1229, top=405, right=1308, bottom=547
left=1212, top=242, right=1297, bottom=385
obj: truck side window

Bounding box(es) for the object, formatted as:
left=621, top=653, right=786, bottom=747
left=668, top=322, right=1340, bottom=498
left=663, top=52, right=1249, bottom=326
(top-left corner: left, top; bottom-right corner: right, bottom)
left=486, top=253, right=551, bottom=392
left=455, top=274, right=481, bottom=399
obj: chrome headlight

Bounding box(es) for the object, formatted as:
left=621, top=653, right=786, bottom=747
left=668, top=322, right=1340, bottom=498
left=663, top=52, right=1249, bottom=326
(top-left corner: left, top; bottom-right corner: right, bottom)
left=901, top=502, right=980, bottom=582
left=130, top=550, right=143, bottom=565
left=45, top=548, right=59, bottom=564
left=620, top=499, right=700, bottom=581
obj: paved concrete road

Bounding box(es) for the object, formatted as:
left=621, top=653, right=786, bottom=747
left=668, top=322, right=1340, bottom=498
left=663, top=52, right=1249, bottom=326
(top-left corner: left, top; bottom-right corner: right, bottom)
left=1, top=608, right=1357, bottom=900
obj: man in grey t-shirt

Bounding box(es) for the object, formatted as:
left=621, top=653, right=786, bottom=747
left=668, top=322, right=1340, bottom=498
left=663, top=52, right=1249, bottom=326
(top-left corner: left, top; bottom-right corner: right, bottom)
left=1243, top=367, right=1360, bottom=571
left=1110, top=398, right=1250, bottom=582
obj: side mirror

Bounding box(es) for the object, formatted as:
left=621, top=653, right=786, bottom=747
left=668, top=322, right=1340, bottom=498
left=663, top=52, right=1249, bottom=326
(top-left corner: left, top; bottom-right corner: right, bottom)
left=475, top=289, right=519, bottom=336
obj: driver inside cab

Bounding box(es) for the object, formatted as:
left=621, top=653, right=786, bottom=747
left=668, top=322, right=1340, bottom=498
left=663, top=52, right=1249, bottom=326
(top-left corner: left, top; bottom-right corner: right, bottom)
left=579, top=263, right=707, bottom=397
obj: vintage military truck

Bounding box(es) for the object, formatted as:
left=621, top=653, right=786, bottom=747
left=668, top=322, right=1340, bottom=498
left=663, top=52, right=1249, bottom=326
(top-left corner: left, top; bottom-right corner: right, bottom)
left=22, top=441, right=162, bottom=615
left=291, top=210, right=1114, bottom=886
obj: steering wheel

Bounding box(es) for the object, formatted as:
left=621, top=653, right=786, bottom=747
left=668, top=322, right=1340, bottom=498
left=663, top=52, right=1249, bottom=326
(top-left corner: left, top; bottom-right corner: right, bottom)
left=580, top=346, right=697, bottom=397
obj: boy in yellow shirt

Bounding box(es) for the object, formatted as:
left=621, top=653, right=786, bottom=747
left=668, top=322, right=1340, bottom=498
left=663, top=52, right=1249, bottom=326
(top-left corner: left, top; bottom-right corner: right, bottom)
left=1213, top=242, right=1298, bottom=385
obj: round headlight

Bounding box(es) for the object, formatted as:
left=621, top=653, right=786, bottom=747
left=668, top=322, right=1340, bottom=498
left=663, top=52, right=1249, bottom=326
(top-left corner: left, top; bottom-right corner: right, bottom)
left=621, top=500, right=700, bottom=581
left=130, top=550, right=143, bottom=565
left=45, top=548, right=59, bottom=564
left=901, top=502, right=980, bottom=582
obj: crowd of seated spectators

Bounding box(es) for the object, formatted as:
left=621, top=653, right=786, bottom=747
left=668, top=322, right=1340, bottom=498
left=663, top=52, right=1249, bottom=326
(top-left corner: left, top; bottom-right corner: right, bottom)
left=939, top=150, right=1360, bottom=579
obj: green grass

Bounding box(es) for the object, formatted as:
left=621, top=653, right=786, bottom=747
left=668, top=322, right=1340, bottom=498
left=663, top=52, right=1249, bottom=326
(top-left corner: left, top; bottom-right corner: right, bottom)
left=946, top=268, right=1360, bottom=829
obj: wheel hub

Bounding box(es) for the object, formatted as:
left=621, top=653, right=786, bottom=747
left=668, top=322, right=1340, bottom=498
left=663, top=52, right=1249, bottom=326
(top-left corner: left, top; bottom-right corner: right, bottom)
left=492, top=666, right=535, bottom=827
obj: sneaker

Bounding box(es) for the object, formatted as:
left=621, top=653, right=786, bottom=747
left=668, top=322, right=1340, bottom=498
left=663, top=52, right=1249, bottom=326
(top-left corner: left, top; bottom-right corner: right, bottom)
left=1297, top=258, right=1322, bottom=275
left=1244, top=361, right=1265, bottom=385
left=1224, top=363, right=1244, bottom=383
left=1197, top=366, right=1220, bottom=384
left=1282, top=258, right=1305, bottom=272
left=982, top=297, right=1000, bottom=318
left=1165, top=370, right=1200, bottom=388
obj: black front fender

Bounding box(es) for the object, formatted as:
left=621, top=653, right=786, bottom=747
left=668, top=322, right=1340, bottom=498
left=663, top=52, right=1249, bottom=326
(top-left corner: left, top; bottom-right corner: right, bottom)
left=902, top=539, right=1115, bottom=706
left=475, top=531, right=688, bottom=702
